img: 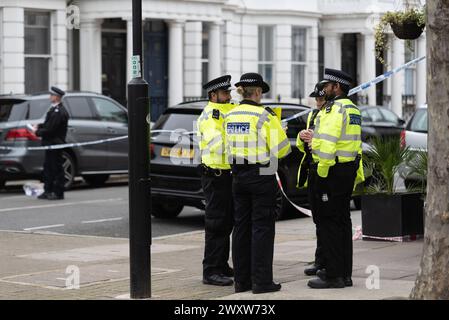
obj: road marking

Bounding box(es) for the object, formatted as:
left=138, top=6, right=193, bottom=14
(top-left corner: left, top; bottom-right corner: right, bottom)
left=0, top=198, right=124, bottom=214
left=82, top=217, right=123, bottom=224
left=23, top=224, right=65, bottom=231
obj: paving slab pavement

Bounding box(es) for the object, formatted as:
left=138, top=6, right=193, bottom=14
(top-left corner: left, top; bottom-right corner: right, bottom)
left=0, top=211, right=422, bottom=300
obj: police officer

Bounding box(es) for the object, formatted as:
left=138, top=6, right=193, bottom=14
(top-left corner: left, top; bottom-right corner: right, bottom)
left=225, top=73, right=291, bottom=294
left=197, top=75, right=235, bottom=286
left=35, top=87, right=69, bottom=200
left=306, top=69, right=364, bottom=289
left=296, top=82, right=327, bottom=277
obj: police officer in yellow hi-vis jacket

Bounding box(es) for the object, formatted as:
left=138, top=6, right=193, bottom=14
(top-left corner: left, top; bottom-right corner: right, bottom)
left=296, top=82, right=327, bottom=277
left=197, top=75, right=235, bottom=286
left=306, top=69, right=364, bottom=289
left=224, top=73, right=291, bottom=294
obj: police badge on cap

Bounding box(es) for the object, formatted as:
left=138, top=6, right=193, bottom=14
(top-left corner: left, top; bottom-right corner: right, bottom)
left=202, top=75, right=232, bottom=93
left=309, top=82, right=326, bottom=98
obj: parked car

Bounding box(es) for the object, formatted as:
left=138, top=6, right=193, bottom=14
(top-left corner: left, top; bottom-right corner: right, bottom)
left=399, top=104, right=428, bottom=188
left=359, top=105, right=405, bottom=142
left=0, top=92, right=129, bottom=189
left=149, top=101, right=312, bottom=219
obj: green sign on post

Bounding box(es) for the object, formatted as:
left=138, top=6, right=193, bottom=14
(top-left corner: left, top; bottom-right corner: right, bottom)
left=131, top=55, right=141, bottom=78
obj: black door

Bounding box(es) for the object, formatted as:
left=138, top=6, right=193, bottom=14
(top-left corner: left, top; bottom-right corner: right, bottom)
left=341, top=34, right=358, bottom=104
left=102, top=32, right=127, bottom=107
left=144, top=21, right=168, bottom=123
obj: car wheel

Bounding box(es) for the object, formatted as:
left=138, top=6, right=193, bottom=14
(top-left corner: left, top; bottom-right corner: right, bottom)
left=83, top=174, right=110, bottom=187
left=151, top=201, right=184, bottom=219
left=62, top=151, right=76, bottom=190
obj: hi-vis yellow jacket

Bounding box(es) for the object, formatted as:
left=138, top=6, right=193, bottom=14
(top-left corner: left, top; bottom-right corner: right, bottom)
left=197, top=101, right=236, bottom=170
left=309, top=98, right=364, bottom=185
left=224, top=101, right=291, bottom=165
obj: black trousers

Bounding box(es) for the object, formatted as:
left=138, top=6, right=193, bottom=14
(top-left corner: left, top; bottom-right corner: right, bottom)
left=307, top=167, right=325, bottom=268
left=232, top=166, right=278, bottom=286
left=43, top=149, right=65, bottom=196
left=314, top=162, right=357, bottom=279
left=201, top=172, right=234, bottom=277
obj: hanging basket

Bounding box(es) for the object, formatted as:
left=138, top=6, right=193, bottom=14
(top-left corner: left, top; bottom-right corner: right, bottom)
left=390, top=21, right=424, bottom=40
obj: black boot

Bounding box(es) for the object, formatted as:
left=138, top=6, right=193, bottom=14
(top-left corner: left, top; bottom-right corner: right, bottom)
left=252, top=282, right=282, bottom=294
left=304, top=264, right=322, bottom=276
left=307, top=277, right=345, bottom=289
left=203, top=274, right=233, bottom=286
left=222, top=265, right=234, bottom=278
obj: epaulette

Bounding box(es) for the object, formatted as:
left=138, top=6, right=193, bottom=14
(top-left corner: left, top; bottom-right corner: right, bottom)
left=212, top=109, right=220, bottom=120
left=265, top=106, right=277, bottom=116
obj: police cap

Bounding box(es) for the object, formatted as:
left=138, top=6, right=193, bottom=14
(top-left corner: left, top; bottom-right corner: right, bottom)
left=202, top=75, right=232, bottom=93
left=321, top=68, right=353, bottom=87
left=49, top=86, right=66, bottom=97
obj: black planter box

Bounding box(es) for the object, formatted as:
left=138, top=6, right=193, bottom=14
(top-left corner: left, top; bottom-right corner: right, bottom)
left=361, top=193, right=424, bottom=240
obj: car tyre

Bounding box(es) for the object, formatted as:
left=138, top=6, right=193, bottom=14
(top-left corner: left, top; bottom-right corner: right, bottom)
left=83, top=174, right=110, bottom=187
left=62, top=151, right=76, bottom=190
left=151, top=201, right=184, bottom=219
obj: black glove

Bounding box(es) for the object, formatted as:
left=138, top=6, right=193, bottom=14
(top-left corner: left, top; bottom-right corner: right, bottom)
left=315, top=175, right=329, bottom=193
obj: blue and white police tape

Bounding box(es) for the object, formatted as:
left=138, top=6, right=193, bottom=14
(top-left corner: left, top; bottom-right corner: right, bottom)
left=281, top=55, right=427, bottom=124
left=0, top=129, right=197, bottom=151
left=0, top=135, right=129, bottom=151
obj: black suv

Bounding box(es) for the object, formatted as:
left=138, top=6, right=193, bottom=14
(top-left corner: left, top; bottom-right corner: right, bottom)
left=0, top=92, right=128, bottom=189
left=150, top=101, right=311, bottom=219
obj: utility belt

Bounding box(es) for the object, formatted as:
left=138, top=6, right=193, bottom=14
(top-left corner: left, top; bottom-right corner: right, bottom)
left=199, top=164, right=231, bottom=177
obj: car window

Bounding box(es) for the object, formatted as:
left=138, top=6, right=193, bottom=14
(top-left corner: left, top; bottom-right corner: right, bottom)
left=65, top=97, right=95, bottom=119
left=0, top=101, right=27, bottom=122
left=154, top=112, right=200, bottom=132
left=281, top=109, right=308, bottom=139
left=366, top=108, right=383, bottom=122
left=91, top=98, right=127, bottom=123
left=378, top=107, right=399, bottom=124
left=29, top=99, right=51, bottom=120
left=361, top=109, right=372, bottom=122
left=409, top=109, right=428, bottom=133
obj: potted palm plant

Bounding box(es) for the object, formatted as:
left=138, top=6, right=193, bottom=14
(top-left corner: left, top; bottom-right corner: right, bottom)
left=361, top=136, right=424, bottom=241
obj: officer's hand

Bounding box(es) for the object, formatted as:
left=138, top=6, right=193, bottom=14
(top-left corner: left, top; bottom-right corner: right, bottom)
left=315, top=176, right=329, bottom=194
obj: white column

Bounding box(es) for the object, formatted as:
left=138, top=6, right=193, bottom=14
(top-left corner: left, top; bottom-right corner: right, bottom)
left=80, top=19, right=103, bottom=93
left=307, top=25, right=319, bottom=96
left=125, top=18, right=133, bottom=82
left=1, top=7, right=25, bottom=94
left=363, top=32, right=376, bottom=105
left=184, top=21, right=202, bottom=97
left=391, top=37, right=405, bottom=117
left=168, top=20, right=185, bottom=107
left=53, top=10, right=68, bottom=90
left=275, top=25, right=291, bottom=100
left=323, top=33, right=341, bottom=70
left=208, top=21, right=222, bottom=80
left=415, top=34, right=427, bottom=107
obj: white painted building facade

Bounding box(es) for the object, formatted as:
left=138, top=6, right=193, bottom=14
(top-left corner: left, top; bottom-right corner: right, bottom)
left=0, top=0, right=426, bottom=120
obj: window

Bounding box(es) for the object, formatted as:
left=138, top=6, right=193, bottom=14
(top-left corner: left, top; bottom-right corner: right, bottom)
left=92, top=98, right=127, bottom=123
left=410, top=108, right=428, bottom=133
left=378, top=108, right=399, bottom=124
left=0, top=101, right=28, bottom=122
left=29, top=99, right=51, bottom=120
left=201, top=23, right=209, bottom=98
left=366, top=107, right=383, bottom=122
left=292, top=27, right=307, bottom=100
left=24, top=11, right=51, bottom=94
left=404, top=41, right=416, bottom=96
left=258, top=26, right=274, bottom=99
left=65, top=97, right=95, bottom=120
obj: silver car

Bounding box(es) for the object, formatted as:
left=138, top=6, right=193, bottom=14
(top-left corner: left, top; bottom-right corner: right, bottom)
left=400, top=104, right=428, bottom=188
left=0, top=92, right=129, bottom=189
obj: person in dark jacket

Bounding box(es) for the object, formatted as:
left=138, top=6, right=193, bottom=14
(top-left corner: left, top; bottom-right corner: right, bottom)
left=35, top=86, right=69, bottom=200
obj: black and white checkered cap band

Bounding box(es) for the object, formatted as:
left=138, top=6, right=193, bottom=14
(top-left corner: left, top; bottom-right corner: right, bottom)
left=239, top=79, right=258, bottom=84
left=50, top=89, right=61, bottom=96
left=206, top=81, right=231, bottom=92
left=324, top=74, right=351, bottom=86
